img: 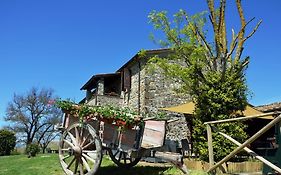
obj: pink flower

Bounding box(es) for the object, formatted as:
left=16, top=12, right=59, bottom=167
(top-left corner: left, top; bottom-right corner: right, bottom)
left=48, top=99, right=55, bottom=105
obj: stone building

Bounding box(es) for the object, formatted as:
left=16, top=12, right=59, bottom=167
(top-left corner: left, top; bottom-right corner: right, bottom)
left=80, top=48, right=191, bottom=153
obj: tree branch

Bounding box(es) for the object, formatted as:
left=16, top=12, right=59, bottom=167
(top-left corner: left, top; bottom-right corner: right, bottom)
left=235, top=0, right=246, bottom=62
left=243, top=20, right=262, bottom=42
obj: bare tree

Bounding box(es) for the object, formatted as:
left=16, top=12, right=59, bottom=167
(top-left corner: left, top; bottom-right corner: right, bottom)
left=35, top=124, right=59, bottom=153
left=5, top=87, right=61, bottom=149
left=196, top=0, right=262, bottom=74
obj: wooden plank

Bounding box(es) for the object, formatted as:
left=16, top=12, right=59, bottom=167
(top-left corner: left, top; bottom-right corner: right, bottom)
left=141, top=120, right=166, bottom=149
left=102, top=123, right=118, bottom=145
left=120, top=129, right=137, bottom=149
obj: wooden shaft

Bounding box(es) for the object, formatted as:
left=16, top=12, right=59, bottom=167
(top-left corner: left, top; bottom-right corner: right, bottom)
left=155, top=152, right=188, bottom=174
left=207, top=114, right=281, bottom=172
left=219, top=132, right=281, bottom=173
left=204, top=112, right=280, bottom=125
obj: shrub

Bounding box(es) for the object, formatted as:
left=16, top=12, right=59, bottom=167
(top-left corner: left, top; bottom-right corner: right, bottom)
left=0, top=129, right=16, bottom=156
left=10, top=149, right=21, bottom=155
left=26, top=143, right=40, bottom=157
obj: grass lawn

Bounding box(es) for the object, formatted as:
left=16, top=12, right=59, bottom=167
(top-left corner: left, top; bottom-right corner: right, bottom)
left=0, top=154, right=207, bottom=175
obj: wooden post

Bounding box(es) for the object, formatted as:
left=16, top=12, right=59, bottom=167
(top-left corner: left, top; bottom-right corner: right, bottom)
left=219, top=132, right=281, bottom=173
left=207, top=114, right=281, bottom=172
left=206, top=124, right=214, bottom=168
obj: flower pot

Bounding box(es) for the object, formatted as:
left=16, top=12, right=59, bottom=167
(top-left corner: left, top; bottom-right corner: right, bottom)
left=100, top=117, right=114, bottom=124
left=116, top=120, right=126, bottom=126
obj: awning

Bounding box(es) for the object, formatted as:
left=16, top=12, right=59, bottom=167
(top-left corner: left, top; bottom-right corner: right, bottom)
left=161, top=101, right=274, bottom=119
left=161, top=102, right=195, bottom=114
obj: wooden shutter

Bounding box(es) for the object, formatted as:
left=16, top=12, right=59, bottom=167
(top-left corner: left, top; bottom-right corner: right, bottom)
left=123, top=68, right=131, bottom=91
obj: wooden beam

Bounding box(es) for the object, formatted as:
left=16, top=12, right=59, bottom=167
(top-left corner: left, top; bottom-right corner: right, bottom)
left=219, top=132, right=281, bottom=173
left=207, top=114, right=281, bottom=172
left=204, top=111, right=280, bottom=125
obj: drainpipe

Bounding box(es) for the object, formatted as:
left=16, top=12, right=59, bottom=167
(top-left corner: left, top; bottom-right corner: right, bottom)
left=138, top=61, right=141, bottom=115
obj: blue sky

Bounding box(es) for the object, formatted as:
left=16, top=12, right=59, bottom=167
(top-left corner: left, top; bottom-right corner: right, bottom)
left=0, top=0, right=281, bottom=127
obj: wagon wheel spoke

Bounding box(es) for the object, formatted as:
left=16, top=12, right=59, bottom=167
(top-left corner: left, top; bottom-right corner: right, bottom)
left=82, top=140, right=95, bottom=150
left=80, top=133, right=90, bottom=147
left=74, top=159, right=79, bottom=174
left=61, top=148, right=70, bottom=151
left=68, top=132, right=78, bottom=146
left=82, top=150, right=98, bottom=153
left=123, top=152, right=127, bottom=164
left=75, top=126, right=80, bottom=144
left=62, top=155, right=71, bottom=160
left=113, top=150, right=119, bottom=157
left=118, top=151, right=122, bottom=161
left=81, top=157, right=91, bottom=172
left=82, top=153, right=95, bottom=163
left=79, top=160, right=84, bottom=175
left=67, top=157, right=76, bottom=169
left=80, top=127, right=84, bottom=145
left=83, top=150, right=98, bottom=160
left=63, top=139, right=75, bottom=148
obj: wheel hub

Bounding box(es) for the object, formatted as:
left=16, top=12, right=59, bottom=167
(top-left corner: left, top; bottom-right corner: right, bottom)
left=72, top=146, right=82, bottom=157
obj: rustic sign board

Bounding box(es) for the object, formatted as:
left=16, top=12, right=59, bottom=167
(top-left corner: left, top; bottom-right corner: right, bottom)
left=141, top=120, right=166, bottom=149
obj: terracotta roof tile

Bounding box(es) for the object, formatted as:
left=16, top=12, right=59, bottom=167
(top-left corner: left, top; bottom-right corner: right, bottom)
left=255, top=102, right=281, bottom=112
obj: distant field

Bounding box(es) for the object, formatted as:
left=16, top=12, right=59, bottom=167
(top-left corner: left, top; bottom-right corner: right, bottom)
left=0, top=154, right=198, bottom=175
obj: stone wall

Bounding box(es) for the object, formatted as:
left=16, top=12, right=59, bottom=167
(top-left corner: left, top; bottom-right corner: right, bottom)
left=123, top=58, right=147, bottom=113
left=87, top=95, right=122, bottom=107
left=166, top=117, right=191, bottom=143
left=123, top=54, right=191, bottom=145
left=144, top=67, right=190, bottom=113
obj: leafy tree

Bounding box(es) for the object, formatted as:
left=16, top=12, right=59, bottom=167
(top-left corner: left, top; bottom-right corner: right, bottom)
left=26, top=143, right=40, bottom=157
left=148, top=0, right=261, bottom=161
left=0, top=129, right=16, bottom=156
left=5, top=87, right=61, bottom=151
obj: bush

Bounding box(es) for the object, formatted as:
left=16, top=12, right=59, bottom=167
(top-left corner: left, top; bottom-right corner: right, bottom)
left=10, top=149, right=21, bottom=155
left=0, top=129, right=16, bottom=156
left=26, top=143, right=40, bottom=157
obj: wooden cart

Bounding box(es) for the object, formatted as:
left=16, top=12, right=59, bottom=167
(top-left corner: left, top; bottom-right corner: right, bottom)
left=58, top=111, right=186, bottom=175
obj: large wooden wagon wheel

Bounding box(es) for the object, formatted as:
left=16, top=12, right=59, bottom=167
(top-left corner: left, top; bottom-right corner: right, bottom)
left=59, top=122, right=102, bottom=175
left=108, top=148, right=142, bottom=168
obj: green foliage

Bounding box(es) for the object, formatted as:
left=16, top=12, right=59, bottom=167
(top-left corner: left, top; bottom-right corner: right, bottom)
left=0, top=129, right=16, bottom=156
left=148, top=9, right=249, bottom=161
left=26, top=143, right=40, bottom=157
left=55, top=99, right=77, bottom=115
left=55, top=100, right=142, bottom=129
